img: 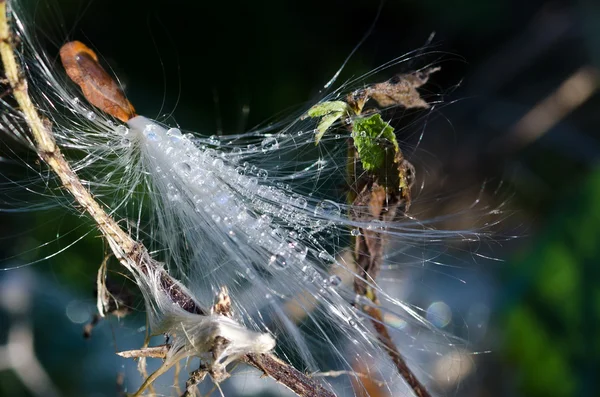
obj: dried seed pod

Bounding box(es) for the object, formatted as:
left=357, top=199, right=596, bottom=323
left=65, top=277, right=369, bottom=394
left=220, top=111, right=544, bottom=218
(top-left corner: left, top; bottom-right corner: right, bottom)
left=60, top=41, right=136, bottom=122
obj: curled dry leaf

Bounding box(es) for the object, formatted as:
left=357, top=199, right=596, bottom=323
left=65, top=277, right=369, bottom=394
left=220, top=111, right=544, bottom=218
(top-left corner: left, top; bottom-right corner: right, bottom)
left=347, top=67, right=440, bottom=114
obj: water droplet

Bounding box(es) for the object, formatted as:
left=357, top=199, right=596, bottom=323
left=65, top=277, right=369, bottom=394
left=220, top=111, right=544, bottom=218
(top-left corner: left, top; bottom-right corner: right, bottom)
left=296, top=197, right=307, bottom=209
left=318, top=250, right=334, bottom=262
left=270, top=227, right=284, bottom=239
left=86, top=111, right=96, bottom=121
left=257, top=169, right=268, bottom=180
left=261, top=136, right=279, bottom=152
left=144, top=125, right=159, bottom=141
left=328, top=275, right=342, bottom=287
left=289, top=242, right=308, bottom=261
left=167, top=127, right=181, bottom=136
left=367, top=220, right=384, bottom=230
left=116, top=125, right=129, bottom=135
left=314, top=200, right=341, bottom=219
left=212, top=158, right=224, bottom=169
left=350, top=228, right=361, bottom=236
left=268, top=253, right=288, bottom=270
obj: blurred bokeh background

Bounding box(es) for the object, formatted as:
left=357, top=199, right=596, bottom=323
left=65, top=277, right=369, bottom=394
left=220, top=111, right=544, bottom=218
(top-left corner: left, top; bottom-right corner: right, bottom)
left=0, top=0, right=599, bottom=396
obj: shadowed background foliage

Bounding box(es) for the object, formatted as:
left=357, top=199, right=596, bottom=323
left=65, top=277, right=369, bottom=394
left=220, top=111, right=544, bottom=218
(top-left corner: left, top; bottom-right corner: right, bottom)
left=0, top=0, right=599, bottom=396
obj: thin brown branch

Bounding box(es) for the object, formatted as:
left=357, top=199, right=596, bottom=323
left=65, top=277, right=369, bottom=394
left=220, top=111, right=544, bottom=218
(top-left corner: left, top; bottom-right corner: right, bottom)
left=346, top=70, right=434, bottom=396
left=364, top=295, right=432, bottom=397
left=0, top=4, right=335, bottom=396
left=180, top=368, right=208, bottom=397
left=244, top=354, right=335, bottom=397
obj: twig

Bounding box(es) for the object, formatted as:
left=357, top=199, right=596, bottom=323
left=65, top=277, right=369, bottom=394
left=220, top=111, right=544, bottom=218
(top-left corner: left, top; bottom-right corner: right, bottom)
left=243, top=354, right=335, bottom=397
left=181, top=368, right=208, bottom=397
left=345, top=71, right=434, bottom=396
left=0, top=3, right=335, bottom=396
left=363, top=294, right=431, bottom=397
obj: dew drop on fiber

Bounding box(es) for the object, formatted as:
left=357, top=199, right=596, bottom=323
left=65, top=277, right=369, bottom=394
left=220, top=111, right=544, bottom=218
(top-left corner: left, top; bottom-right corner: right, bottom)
left=167, top=128, right=182, bottom=143
left=290, top=242, right=308, bottom=261
left=314, top=200, right=341, bottom=219
left=212, top=158, right=224, bottom=169
left=268, top=253, right=288, bottom=270
left=318, top=250, right=334, bottom=262
left=261, top=136, right=279, bottom=152
left=295, top=196, right=308, bottom=209
left=167, top=127, right=181, bottom=136
left=328, top=275, right=342, bottom=287
left=257, top=169, right=268, bottom=179
left=367, top=219, right=384, bottom=230
left=144, top=125, right=160, bottom=141
left=115, top=125, right=128, bottom=135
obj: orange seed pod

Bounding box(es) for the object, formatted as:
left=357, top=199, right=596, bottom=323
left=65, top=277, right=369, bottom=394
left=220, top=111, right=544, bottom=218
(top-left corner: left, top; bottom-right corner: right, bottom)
left=60, top=41, right=136, bottom=122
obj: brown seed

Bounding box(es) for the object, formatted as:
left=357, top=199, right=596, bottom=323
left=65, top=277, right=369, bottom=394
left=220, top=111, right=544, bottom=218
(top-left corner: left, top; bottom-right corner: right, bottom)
left=60, top=41, right=136, bottom=122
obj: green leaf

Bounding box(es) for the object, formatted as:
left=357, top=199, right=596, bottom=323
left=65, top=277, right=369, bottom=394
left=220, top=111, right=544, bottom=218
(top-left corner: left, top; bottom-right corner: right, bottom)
left=315, top=111, right=344, bottom=144
left=304, top=101, right=350, bottom=144
left=306, top=101, right=349, bottom=117
left=352, top=113, right=398, bottom=171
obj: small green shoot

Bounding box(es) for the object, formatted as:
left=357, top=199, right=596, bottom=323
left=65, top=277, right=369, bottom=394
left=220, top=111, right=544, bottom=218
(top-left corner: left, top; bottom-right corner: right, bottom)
left=305, top=101, right=350, bottom=144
